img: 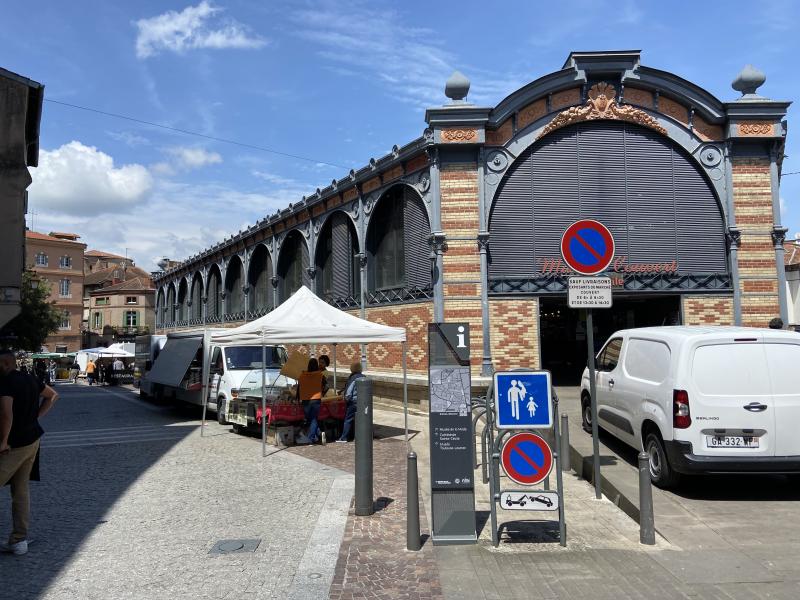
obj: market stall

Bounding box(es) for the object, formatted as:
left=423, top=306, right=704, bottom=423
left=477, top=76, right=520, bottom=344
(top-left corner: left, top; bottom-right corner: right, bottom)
left=202, top=286, right=408, bottom=456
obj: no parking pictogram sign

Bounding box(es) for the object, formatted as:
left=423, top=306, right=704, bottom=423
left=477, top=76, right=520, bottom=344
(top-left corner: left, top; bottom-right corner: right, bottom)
left=560, top=219, right=615, bottom=275
left=501, top=432, right=553, bottom=486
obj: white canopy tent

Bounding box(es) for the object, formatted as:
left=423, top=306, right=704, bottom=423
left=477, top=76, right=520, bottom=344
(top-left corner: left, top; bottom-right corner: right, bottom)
left=76, top=345, right=134, bottom=371
left=201, top=286, right=409, bottom=455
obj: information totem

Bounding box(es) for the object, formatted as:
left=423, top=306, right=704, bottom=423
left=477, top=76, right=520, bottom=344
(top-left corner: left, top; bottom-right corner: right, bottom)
left=428, top=322, right=477, bottom=545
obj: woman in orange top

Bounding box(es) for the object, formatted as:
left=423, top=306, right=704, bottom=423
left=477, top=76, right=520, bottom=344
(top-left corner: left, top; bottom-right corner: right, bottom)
left=298, top=358, right=326, bottom=443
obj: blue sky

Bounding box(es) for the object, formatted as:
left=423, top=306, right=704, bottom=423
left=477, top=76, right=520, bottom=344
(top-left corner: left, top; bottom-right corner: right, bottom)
left=2, top=0, right=798, bottom=270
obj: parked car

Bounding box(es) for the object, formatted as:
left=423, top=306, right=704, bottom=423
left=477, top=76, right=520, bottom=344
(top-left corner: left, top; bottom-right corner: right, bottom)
left=580, top=326, right=800, bottom=488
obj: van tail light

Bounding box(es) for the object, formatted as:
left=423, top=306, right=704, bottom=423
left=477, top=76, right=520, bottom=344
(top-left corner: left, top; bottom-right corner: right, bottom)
left=673, top=389, right=691, bottom=429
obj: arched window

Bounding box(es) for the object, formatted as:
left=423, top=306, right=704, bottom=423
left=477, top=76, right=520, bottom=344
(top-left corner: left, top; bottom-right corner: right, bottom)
left=225, top=256, right=244, bottom=316
left=316, top=212, right=360, bottom=303
left=207, top=265, right=222, bottom=319
left=488, top=121, right=727, bottom=282
left=277, top=231, right=310, bottom=303
left=156, top=289, right=165, bottom=325
left=190, top=273, right=203, bottom=321
left=248, top=245, right=273, bottom=314
left=367, top=185, right=430, bottom=293
left=166, top=284, right=176, bottom=323
left=177, top=279, right=188, bottom=322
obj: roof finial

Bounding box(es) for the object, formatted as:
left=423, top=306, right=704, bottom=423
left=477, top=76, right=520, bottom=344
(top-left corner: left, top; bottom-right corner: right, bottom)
left=732, top=64, right=766, bottom=99
left=445, top=70, right=470, bottom=104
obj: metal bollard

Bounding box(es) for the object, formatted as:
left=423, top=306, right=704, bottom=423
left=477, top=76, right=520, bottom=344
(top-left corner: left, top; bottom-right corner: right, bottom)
left=560, top=413, right=571, bottom=473
left=406, top=452, right=421, bottom=551
left=355, top=378, right=374, bottom=516
left=638, top=451, right=656, bottom=545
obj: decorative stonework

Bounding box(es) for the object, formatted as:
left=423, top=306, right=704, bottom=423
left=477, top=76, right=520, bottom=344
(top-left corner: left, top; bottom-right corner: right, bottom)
left=538, top=83, right=667, bottom=139
left=693, top=114, right=724, bottom=142
left=485, top=118, right=513, bottom=146
left=622, top=87, right=653, bottom=109
left=441, top=128, right=477, bottom=143
left=738, top=121, right=774, bottom=136
left=343, top=187, right=358, bottom=202
left=362, top=176, right=382, bottom=194
left=658, top=96, right=689, bottom=125
left=517, top=99, right=547, bottom=130
left=383, top=164, right=404, bottom=183
left=405, top=153, right=429, bottom=173
left=550, top=87, right=581, bottom=110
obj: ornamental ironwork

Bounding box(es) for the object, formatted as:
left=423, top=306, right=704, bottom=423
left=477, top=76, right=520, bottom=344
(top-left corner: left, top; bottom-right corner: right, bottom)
left=367, top=285, right=434, bottom=305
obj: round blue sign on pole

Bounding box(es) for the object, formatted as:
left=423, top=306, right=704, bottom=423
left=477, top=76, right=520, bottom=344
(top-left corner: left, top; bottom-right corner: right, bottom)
left=501, top=432, right=553, bottom=486
left=560, top=219, right=615, bottom=275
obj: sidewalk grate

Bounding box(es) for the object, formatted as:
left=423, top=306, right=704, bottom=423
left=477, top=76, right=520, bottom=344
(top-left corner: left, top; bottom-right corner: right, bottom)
left=208, top=539, right=261, bottom=554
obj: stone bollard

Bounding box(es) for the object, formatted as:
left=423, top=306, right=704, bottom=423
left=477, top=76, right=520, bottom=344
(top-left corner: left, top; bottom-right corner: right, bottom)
left=638, top=451, right=656, bottom=545
left=406, top=452, right=421, bottom=551
left=355, top=378, right=373, bottom=516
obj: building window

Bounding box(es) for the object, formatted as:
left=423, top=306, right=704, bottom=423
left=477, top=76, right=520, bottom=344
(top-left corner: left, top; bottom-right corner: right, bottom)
left=126, top=296, right=138, bottom=305
left=369, top=196, right=405, bottom=290
left=59, top=311, right=71, bottom=330
left=95, top=297, right=109, bottom=306
left=59, top=255, right=72, bottom=269
left=35, top=252, right=48, bottom=267
left=93, top=312, right=102, bottom=329
left=55, top=345, right=68, bottom=353
left=59, top=279, right=71, bottom=297
left=125, top=311, right=139, bottom=327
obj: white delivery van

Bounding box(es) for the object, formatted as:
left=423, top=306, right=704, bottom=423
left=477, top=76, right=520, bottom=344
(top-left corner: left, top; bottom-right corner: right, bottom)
left=580, top=326, right=800, bottom=488
left=140, top=329, right=288, bottom=423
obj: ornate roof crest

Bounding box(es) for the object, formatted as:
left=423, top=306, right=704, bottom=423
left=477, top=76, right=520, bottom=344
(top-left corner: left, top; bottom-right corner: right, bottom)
left=538, top=83, right=667, bottom=139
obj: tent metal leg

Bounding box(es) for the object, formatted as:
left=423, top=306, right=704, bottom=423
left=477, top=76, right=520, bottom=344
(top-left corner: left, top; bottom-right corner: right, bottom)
left=333, top=343, right=337, bottom=391
left=261, top=340, right=267, bottom=457
left=403, top=341, right=408, bottom=447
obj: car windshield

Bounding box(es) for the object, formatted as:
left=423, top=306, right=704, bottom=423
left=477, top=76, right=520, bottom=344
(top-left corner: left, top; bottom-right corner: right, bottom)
left=224, top=346, right=286, bottom=370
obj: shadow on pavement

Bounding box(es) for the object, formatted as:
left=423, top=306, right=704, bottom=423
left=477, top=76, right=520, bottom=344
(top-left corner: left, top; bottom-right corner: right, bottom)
left=0, top=384, right=197, bottom=600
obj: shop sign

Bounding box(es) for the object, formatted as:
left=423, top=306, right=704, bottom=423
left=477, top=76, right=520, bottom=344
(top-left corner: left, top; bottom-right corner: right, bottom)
left=568, top=276, right=613, bottom=308
left=539, top=256, right=679, bottom=277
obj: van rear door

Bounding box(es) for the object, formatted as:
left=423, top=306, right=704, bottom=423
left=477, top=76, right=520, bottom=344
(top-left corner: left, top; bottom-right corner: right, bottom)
left=689, top=340, right=775, bottom=457
left=763, top=342, right=800, bottom=457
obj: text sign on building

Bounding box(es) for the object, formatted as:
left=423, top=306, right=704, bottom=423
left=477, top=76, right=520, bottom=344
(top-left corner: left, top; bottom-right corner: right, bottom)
left=493, top=371, right=553, bottom=430
left=568, top=276, right=613, bottom=309
left=428, top=322, right=477, bottom=545
left=560, top=219, right=615, bottom=275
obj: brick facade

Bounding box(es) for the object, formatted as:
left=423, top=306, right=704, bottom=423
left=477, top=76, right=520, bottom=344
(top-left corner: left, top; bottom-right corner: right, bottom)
left=731, top=156, right=781, bottom=327
left=489, top=299, right=540, bottom=371
left=681, top=296, right=734, bottom=326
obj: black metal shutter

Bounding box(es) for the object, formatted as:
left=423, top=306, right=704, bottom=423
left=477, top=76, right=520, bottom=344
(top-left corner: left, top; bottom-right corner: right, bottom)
left=265, top=254, right=274, bottom=310
left=490, top=148, right=534, bottom=275
left=301, top=237, right=310, bottom=288
left=403, top=188, right=431, bottom=288
left=331, top=212, right=352, bottom=298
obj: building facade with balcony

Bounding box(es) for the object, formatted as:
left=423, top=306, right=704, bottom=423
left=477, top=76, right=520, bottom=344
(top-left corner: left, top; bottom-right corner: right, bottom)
left=153, top=51, right=791, bottom=387
left=25, top=230, right=87, bottom=353
left=88, top=277, right=155, bottom=342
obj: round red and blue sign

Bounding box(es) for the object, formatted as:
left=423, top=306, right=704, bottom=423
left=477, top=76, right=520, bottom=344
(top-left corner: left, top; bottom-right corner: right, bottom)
left=501, top=432, right=553, bottom=486
left=560, top=219, right=615, bottom=276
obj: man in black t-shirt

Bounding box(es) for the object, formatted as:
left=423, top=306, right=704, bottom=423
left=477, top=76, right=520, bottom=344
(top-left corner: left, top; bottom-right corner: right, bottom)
left=0, top=349, right=59, bottom=556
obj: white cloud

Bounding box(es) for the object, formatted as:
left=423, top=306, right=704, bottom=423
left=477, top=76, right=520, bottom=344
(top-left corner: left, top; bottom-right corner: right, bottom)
left=252, top=170, right=298, bottom=186
left=107, top=130, right=150, bottom=147
left=29, top=141, right=153, bottom=216
left=780, top=196, right=787, bottom=217
left=290, top=2, right=526, bottom=108
left=152, top=146, right=223, bottom=175
left=134, top=1, right=266, bottom=59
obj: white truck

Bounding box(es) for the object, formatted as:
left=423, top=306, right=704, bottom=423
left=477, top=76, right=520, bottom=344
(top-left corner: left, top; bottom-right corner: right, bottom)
left=140, top=329, right=289, bottom=423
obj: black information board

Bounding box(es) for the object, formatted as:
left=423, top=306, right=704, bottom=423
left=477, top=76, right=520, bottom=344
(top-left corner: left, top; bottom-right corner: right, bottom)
left=428, top=323, right=477, bottom=544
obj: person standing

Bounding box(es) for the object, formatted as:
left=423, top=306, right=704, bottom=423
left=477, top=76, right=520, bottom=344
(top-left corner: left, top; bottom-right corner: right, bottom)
left=337, top=362, right=364, bottom=443
left=0, top=349, right=59, bottom=556
left=85, top=359, right=96, bottom=386
left=296, top=358, right=326, bottom=444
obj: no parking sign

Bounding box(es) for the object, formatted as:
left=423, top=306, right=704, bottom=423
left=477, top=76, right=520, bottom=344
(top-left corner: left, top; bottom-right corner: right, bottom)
left=560, top=219, right=615, bottom=276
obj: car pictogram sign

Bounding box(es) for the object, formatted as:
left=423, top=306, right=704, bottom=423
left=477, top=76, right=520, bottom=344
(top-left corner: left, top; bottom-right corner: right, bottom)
left=560, top=219, right=615, bottom=276
left=500, top=432, right=553, bottom=486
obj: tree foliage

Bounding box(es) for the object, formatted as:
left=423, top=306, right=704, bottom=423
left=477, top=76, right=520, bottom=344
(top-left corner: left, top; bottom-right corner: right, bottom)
left=0, top=269, right=63, bottom=351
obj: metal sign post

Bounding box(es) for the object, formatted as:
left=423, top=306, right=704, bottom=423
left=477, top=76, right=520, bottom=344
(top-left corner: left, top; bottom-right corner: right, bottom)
left=488, top=370, right=566, bottom=547
left=428, top=322, right=477, bottom=545
left=561, top=220, right=616, bottom=502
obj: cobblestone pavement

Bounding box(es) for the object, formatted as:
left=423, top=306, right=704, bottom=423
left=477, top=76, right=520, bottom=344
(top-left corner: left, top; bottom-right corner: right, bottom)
left=289, top=425, right=443, bottom=600
left=0, top=384, right=352, bottom=600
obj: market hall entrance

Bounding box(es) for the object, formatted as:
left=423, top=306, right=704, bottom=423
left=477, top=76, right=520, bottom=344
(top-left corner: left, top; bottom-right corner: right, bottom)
left=539, top=295, right=681, bottom=385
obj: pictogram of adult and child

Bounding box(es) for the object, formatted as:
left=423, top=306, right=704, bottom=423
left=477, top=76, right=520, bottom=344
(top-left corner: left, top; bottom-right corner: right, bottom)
left=507, top=379, right=538, bottom=421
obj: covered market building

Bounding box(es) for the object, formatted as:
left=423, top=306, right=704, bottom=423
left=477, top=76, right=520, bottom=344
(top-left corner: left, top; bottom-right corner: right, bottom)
left=153, top=50, right=791, bottom=389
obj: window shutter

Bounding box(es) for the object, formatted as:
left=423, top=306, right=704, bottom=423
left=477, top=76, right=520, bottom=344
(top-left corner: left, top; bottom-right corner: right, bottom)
left=331, top=212, right=353, bottom=298
left=403, top=189, right=431, bottom=289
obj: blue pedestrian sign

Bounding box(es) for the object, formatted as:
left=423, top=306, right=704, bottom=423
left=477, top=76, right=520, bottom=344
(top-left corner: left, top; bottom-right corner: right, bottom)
left=493, top=371, right=553, bottom=430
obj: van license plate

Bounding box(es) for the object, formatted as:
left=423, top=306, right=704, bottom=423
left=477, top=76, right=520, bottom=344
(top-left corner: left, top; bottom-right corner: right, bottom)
left=705, top=435, right=759, bottom=448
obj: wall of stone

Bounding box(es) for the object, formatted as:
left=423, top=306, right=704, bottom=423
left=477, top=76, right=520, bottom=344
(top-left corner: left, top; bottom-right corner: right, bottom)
left=489, top=298, right=540, bottom=371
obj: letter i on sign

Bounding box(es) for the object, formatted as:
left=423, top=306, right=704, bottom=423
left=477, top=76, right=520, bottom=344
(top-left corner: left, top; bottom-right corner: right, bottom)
left=457, top=326, right=466, bottom=348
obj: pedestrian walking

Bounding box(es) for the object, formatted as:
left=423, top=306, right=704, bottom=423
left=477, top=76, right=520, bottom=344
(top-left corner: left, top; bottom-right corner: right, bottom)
left=337, top=362, right=364, bottom=443
left=0, top=348, right=59, bottom=556
left=69, top=360, right=79, bottom=383
left=85, top=359, right=97, bottom=386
